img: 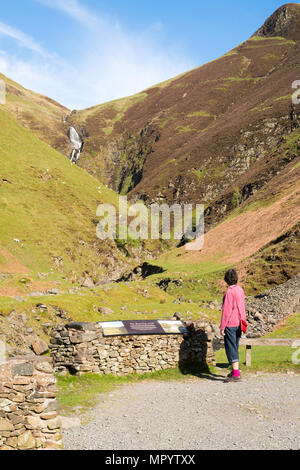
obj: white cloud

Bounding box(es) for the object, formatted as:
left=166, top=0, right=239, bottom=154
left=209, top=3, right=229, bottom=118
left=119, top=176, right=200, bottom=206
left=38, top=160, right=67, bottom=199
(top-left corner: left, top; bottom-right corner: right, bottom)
left=0, top=50, right=79, bottom=107
left=0, top=1, right=195, bottom=109
left=37, top=0, right=99, bottom=28
left=0, top=21, right=47, bottom=56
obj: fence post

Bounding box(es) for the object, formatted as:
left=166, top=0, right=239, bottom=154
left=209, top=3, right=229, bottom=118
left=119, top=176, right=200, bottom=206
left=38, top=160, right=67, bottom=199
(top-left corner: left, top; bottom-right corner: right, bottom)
left=245, top=344, right=252, bottom=367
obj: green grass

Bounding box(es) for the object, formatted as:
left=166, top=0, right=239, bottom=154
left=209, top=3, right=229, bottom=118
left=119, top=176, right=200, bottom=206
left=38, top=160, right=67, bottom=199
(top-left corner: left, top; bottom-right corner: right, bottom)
left=225, top=194, right=281, bottom=222
left=0, top=279, right=214, bottom=338
left=251, top=93, right=292, bottom=112
left=175, top=125, right=194, bottom=134
left=244, top=229, right=300, bottom=295
left=263, top=53, right=280, bottom=62
left=274, top=94, right=292, bottom=102
left=151, top=247, right=229, bottom=277
left=0, top=108, right=124, bottom=281
left=293, top=161, right=300, bottom=170
left=191, top=164, right=226, bottom=186
left=187, top=111, right=213, bottom=118
left=215, top=313, right=300, bottom=373
left=57, top=344, right=299, bottom=415
left=6, top=93, right=61, bottom=117
left=215, top=345, right=300, bottom=374
left=281, top=128, right=300, bottom=155
left=0, top=73, right=68, bottom=119
left=266, top=313, right=300, bottom=339
left=158, top=115, right=178, bottom=129
left=248, top=36, right=295, bottom=45
left=139, top=249, right=231, bottom=307
left=75, top=92, right=148, bottom=119
left=192, top=169, right=207, bottom=183
left=222, top=76, right=261, bottom=83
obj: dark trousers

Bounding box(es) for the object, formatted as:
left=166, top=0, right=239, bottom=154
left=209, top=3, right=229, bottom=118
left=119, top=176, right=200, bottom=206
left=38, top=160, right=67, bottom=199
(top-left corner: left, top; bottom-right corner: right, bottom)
left=224, top=326, right=241, bottom=364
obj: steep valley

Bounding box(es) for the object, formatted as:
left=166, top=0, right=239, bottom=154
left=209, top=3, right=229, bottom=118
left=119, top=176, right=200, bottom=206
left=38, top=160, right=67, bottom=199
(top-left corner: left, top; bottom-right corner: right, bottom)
left=0, top=3, right=299, bottom=355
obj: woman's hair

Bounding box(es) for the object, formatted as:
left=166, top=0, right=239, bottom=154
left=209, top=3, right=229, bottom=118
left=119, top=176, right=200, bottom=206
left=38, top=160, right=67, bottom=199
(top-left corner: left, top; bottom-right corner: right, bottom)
left=224, top=269, right=238, bottom=286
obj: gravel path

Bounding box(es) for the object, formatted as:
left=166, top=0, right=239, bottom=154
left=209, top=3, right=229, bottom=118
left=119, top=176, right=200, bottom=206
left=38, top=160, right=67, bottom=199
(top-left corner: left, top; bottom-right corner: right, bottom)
left=63, top=372, right=300, bottom=450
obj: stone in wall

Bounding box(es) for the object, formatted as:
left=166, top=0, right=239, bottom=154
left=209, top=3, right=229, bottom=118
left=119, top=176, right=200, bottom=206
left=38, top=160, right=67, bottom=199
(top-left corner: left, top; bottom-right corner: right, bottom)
left=0, top=357, right=62, bottom=450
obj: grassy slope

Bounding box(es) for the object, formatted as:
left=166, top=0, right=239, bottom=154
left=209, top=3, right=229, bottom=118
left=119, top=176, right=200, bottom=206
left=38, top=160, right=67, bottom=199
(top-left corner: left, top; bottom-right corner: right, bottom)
left=0, top=72, right=69, bottom=154
left=0, top=109, right=193, bottom=352
left=142, top=155, right=300, bottom=300
left=0, top=107, right=218, bottom=354
left=2, top=143, right=296, bottom=354
left=0, top=277, right=220, bottom=357
left=244, top=221, right=300, bottom=293
left=0, top=280, right=209, bottom=323
left=0, top=108, right=123, bottom=284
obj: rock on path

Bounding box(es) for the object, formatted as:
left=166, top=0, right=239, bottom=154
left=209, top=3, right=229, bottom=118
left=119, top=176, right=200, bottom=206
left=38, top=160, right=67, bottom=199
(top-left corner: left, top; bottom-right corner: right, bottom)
left=63, top=372, right=300, bottom=450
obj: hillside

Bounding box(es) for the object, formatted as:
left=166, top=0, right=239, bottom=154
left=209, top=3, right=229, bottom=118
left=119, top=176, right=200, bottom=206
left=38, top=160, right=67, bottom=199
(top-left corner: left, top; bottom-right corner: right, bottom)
left=69, top=4, right=300, bottom=221
left=136, top=139, right=299, bottom=301
left=0, top=107, right=131, bottom=292
left=0, top=73, right=70, bottom=155
left=64, top=3, right=300, bottom=292
left=0, top=103, right=172, bottom=355
left=0, top=3, right=299, bottom=357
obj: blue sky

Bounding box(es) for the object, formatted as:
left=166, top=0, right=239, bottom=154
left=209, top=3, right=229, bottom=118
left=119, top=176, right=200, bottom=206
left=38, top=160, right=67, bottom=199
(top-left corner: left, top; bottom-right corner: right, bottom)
left=0, top=0, right=296, bottom=109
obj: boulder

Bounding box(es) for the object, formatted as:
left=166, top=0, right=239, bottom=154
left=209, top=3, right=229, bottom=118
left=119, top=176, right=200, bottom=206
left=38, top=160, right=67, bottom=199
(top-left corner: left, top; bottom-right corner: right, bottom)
left=82, top=277, right=94, bottom=288
left=31, top=338, right=49, bottom=356
left=98, top=307, right=114, bottom=315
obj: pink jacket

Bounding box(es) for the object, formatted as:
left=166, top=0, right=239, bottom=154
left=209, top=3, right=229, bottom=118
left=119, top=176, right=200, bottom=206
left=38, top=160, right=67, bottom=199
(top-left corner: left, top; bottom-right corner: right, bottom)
left=220, top=285, right=247, bottom=331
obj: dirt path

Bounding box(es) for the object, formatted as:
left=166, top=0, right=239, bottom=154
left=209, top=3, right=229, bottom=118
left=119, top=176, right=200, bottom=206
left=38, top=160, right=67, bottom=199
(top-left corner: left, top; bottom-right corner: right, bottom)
left=62, top=371, right=300, bottom=450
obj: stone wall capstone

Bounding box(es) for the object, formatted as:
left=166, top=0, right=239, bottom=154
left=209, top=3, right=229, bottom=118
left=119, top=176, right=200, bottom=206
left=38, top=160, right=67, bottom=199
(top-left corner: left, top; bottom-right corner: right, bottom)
left=50, top=320, right=215, bottom=376
left=0, top=356, right=62, bottom=450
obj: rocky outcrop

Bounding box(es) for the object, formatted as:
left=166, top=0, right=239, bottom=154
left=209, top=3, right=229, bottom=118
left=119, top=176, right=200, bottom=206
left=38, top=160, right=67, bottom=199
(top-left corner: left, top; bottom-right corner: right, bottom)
left=203, top=115, right=300, bottom=231
left=118, top=262, right=165, bottom=282
left=86, top=124, right=160, bottom=195
left=253, top=3, right=300, bottom=41
left=245, top=274, right=300, bottom=337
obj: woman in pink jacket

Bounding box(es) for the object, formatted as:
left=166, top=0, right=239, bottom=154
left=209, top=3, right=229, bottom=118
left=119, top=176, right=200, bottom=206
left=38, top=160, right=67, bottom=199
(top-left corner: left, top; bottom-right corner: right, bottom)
left=220, top=269, right=247, bottom=383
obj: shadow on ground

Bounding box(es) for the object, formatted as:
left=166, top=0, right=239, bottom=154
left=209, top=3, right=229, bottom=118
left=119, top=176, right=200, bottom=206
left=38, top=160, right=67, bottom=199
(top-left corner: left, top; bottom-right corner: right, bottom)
left=179, top=362, right=227, bottom=382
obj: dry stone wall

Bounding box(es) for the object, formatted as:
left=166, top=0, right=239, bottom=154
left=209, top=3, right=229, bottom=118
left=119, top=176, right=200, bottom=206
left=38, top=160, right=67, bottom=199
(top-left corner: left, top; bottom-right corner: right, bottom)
left=246, top=274, right=300, bottom=337
left=50, top=321, right=215, bottom=376
left=0, top=357, right=62, bottom=450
